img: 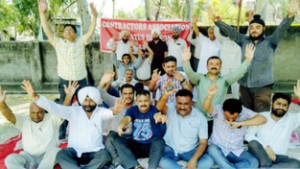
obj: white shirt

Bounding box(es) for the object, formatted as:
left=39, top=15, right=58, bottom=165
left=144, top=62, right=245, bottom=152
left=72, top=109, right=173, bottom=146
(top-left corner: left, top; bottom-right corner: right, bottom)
left=36, top=96, right=114, bottom=157
left=106, top=39, right=138, bottom=61
left=187, top=31, right=201, bottom=59
left=214, top=27, right=242, bottom=70
left=196, top=34, right=221, bottom=74
left=245, top=111, right=300, bottom=155
left=111, top=79, right=138, bottom=89
left=164, top=103, right=208, bottom=155
left=166, top=38, right=187, bottom=67
left=136, top=57, right=152, bottom=80
left=15, top=114, right=62, bottom=156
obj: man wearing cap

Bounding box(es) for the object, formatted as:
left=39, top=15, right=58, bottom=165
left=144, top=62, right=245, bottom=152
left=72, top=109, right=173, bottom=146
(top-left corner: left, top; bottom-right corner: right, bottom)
left=21, top=80, right=125, bottom=169
left=207, top=0, right=298, bottom=112
left=188, top=16, right=221, bottom=74
left=107, top=30, right=138, bottom=61
left=166, top=26, right=187, bottom=71
left=38, top=0, right=98, bottom=103
left=148, top=28, right=168, bottom=75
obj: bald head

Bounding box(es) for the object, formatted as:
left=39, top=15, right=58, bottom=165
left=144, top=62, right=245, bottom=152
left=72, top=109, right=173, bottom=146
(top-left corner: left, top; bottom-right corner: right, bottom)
left=29, top=103, right=46, bottom=123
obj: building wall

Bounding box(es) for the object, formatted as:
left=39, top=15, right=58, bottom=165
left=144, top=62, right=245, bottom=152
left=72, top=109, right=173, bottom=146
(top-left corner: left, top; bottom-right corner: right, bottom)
left=0, top=26, right=300, bottom=93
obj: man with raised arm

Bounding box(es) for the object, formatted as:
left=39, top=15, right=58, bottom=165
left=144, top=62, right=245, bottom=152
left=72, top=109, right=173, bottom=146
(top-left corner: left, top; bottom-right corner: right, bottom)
left=245, top=80, right=300, bottom=168
left=207, top=0, right=298, bottom=112
left=202, top=84, right=266, bottom=168
left=21, top=80, right=125, bottom=169
left=1, top=85, right=62, bottom=169
left=183, top=44, right=255, bottom=135
left=38, top=0, right=98, bottom=103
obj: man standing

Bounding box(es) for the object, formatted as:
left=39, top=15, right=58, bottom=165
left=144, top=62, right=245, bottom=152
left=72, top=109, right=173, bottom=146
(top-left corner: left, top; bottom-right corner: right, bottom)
left=202, top=84, right=266, bottom=168
left=166, top=26, right=187, bottom=71
left=183, top=44, right=255, bottom=134
left=148, top=29, right=168, bottom=75
left=207, top=0, right=298, bottom=112
left=188, top=16, right=221, bottom=74
left=21, top=80, right=124, bottom=169
left=157, top=89, right=214, bottom=169
left=112, top=90, right=166, bottom=169
left=245, top=81, right=300, bottom=168
left=38, top=0, right=98, bottom=103
left=149, top=56, right=192, bottom=104
left=1, top=87, right=62, bottom=169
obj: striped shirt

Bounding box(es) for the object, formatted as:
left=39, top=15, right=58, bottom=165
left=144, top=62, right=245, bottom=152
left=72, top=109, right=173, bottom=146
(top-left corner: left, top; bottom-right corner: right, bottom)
left=53, top=36, right=87, bottom=81
left=209, top=105, right=257, bottom=156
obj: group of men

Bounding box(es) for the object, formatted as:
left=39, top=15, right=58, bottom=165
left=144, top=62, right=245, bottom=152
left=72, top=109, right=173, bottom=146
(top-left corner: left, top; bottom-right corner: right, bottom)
left=1, top=0, right=300, bottom=169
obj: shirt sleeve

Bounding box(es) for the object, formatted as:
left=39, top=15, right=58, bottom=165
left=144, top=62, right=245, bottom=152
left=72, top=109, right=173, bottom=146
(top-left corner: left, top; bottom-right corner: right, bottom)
left=99, top=88, right=117, bottom=108
left=14, top=114, right=27, bottom=130
left=215, top=20, right=246, bottom=47
left=100, top=108, right=114, bottom=121
left=269, top=16, right=294, bottom=47
left=224, top=60, right=250, bottom=85
left=187, top=31, right=198, bottom=46
left=35, top=95, right=73, bottom=120
left=183, top=62, right=201, bottom=85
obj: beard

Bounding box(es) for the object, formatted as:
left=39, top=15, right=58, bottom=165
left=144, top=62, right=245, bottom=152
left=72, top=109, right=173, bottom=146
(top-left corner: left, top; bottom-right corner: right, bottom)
left=172, top=35, right=179, bottom=39
left=153, top=37, right=159, bottom=41
left=83, top=105, right=97, bottom=113
left=271, top=107, right=287, bottom=118
left=250, top=31, right=264, bottom=41
left=122, top=38, right=129, bottom=43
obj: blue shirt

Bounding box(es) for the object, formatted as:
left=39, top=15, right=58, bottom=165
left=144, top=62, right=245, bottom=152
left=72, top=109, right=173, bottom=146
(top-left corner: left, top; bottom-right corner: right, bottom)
left=126, top=105, right=165, bottom=144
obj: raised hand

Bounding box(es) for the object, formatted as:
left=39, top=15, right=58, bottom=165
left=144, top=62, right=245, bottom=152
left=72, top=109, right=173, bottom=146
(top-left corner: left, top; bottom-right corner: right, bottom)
left=118, top=124, right=128, bottom=136
left=151, top=69, right=161, bottom=82
left=99, top=72, right=115, bottom=88
left=64, top=81, right=79, bottom=97
left=244, top=43, right=255, bottom=62
left=0, top=86, right=6, bottom=103
left=89, top=3, right=98, bottom=17
left=21, top=80, right=39, bottom=100
left=192, top=15, right=198, bottom=25
left=294, top=80, right=300, bottom=98
left=206, top=6, right=216, bottom=20
left=173, top=71, right=184, bottom=82
left=142, top=40, right=148, bottom=47
left=163, top=80, right=177, bottom=97
left=208, top=83, right=219, bottom=97
left=113, top=97, right=127, bottom=115
left=288, top=0, right=299, bottom=17
left=182, top=47, right=191, bottom=62
left=38, top=0, right=48, bottom=13
left=154, top=112, right=167, bottom=124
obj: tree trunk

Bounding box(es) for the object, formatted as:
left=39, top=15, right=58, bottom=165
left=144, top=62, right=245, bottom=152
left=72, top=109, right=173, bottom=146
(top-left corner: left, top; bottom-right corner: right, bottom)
left=145, top=0, right=151, bottom=20
left=112, top=0, right=116, bottom=18
left=77, top=0, right=90, bottom=34
left=184, top=0, right=192, bottom=21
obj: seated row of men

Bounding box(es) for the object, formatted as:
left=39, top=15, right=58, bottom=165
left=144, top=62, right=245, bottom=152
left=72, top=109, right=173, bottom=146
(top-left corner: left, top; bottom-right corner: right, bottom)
left=1, top=75, right=300, bottom=169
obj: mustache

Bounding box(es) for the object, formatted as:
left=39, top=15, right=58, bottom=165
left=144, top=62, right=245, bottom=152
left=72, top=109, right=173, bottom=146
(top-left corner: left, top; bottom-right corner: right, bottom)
left=211, top=67, right=217, bottom=70
left=140, top=105, right=147, bottom=107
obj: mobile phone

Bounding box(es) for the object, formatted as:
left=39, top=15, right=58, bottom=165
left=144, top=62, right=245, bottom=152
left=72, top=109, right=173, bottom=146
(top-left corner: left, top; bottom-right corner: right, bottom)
left=166, top=85, right=174, bottom=91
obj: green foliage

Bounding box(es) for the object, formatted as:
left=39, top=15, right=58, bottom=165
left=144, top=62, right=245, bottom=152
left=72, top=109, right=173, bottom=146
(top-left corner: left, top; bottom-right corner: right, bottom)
left=0, top=0, right=18, bottom=30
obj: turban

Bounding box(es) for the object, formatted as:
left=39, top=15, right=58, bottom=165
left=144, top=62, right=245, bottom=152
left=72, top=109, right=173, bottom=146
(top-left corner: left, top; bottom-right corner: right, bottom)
left=151, top=28, right=161, bottom=35
left=120, top=30, right=130, bottom=38
left=171, top=26, right=181, bottom=34
left=78, top=86, right=101, bottom=105
left=250, top=14, right=265, bottom=27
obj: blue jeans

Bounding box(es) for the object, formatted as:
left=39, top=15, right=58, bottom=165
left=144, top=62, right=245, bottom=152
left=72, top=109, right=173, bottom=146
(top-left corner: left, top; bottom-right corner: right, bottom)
left=248, top=140, right=300, bottom=168
left=207, top=144, right=258, bottom=169
left=159, top=145, right=214, bottom=169
left=113, top=136, right=164, bottom=169
left=56, top=148, right=111, bottom=169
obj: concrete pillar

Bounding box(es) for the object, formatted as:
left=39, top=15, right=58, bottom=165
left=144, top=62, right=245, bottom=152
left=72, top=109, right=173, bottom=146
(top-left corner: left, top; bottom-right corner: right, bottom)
left=29, top=41, right=43, bottom=89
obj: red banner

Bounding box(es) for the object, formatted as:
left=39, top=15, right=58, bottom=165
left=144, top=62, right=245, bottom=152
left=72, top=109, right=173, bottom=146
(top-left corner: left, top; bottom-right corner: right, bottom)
left=100, top=18, right=190, bottom=52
